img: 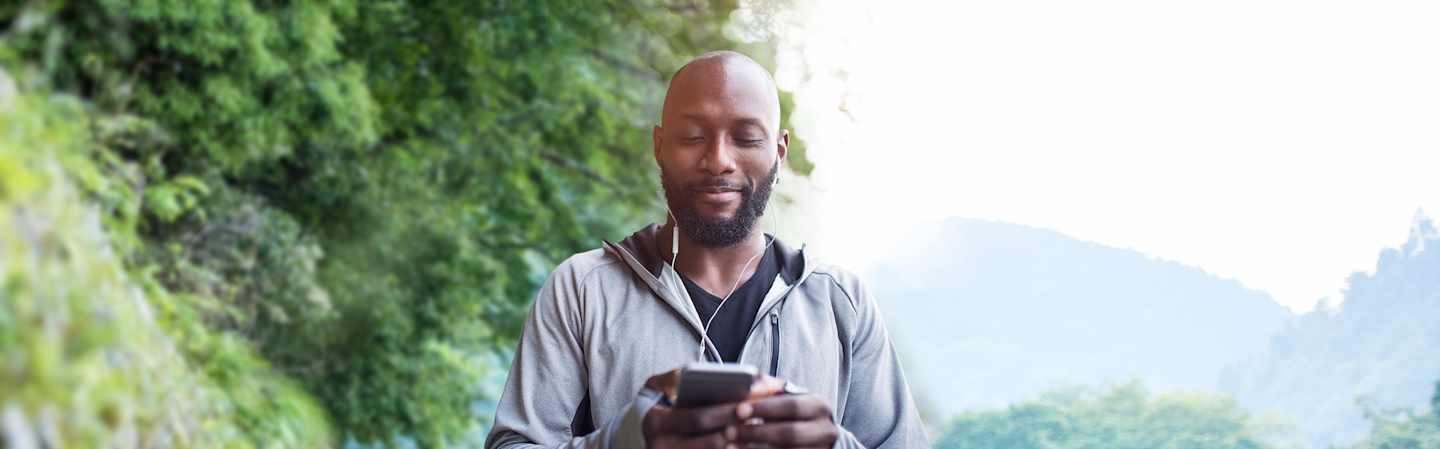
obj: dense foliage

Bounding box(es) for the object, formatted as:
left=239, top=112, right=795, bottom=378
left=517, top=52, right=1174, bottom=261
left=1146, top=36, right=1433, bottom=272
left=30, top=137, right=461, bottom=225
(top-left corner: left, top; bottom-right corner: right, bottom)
left=1, top=73, right=334, bottom=448
left=934, top=382, right=1278, bottom=449
left=933, top=382, right=1440, bottom=449
left=2, top=1, right=807, bottom=447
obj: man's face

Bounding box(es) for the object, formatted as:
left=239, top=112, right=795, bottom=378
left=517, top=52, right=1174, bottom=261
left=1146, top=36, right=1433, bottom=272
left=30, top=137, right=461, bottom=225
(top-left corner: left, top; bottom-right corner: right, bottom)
left=654, top=56, right=788, bottom=248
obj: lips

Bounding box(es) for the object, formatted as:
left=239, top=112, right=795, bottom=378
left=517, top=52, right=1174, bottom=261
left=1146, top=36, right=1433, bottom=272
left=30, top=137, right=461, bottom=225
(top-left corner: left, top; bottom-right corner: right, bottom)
left=695, top=186, right=741, bottom=193
left=696, top=189, right=740, bottom=201
left=692, top=185, right=743, bottom=203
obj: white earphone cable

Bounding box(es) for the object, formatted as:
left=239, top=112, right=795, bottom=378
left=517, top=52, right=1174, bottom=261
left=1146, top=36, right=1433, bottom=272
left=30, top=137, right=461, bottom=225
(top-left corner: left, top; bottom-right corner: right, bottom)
left=696, top=235, right=773, bottom=360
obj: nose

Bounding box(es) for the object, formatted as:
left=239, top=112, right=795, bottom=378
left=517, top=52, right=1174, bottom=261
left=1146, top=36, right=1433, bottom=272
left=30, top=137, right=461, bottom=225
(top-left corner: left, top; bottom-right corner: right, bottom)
left=698, top=135, right=737, bottom=176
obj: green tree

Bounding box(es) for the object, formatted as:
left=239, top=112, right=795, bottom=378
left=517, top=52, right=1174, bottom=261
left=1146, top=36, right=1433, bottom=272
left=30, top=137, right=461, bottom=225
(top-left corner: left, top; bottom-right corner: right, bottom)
left=3, top=0, right=808, bottom=447
left=935, top=382, right=1274, bottom=449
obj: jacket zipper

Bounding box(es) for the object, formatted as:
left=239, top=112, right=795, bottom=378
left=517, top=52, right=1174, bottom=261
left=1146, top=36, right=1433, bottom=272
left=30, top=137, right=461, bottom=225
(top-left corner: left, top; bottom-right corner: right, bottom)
left=769, top=312, right=780, bottom=377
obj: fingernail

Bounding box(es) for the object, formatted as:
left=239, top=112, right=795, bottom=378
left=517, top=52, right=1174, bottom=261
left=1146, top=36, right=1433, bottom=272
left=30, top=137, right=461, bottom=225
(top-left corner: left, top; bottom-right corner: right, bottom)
left=736, top=403, right=752, bottom=419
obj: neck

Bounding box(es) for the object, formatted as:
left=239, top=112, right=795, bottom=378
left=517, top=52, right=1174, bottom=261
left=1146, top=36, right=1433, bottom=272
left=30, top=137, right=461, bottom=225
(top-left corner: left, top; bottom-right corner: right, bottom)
left=660, top=218, right=768, bottom=295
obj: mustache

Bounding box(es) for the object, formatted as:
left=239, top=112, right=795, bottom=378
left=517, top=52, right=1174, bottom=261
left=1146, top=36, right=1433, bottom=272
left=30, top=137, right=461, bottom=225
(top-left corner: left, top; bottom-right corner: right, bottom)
left=686, top=178, right=751, bottom=192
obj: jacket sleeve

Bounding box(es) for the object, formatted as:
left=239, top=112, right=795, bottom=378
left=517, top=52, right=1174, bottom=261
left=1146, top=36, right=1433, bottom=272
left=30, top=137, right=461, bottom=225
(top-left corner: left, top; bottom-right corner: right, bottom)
left=484, top=258, right=662, bottom=449
left=831, top=275, right=930, bottom=449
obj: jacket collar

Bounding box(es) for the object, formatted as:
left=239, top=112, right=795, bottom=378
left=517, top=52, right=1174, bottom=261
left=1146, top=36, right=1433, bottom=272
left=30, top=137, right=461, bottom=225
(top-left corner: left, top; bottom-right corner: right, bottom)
left=600, top=223, right=815, bottom=363
left=605, top=223, right=805, bottom=285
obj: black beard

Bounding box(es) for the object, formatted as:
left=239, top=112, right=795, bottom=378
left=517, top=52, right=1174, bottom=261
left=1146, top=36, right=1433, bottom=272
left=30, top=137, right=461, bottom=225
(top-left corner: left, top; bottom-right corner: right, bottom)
left=662, top=163, right=778, bottom=248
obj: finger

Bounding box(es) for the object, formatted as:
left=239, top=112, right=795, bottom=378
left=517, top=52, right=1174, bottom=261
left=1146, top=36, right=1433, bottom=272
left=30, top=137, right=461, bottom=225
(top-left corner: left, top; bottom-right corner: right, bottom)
left=646, top=369, right=684, bottom=400
left=747, top=375, right=787, bottom=400
left=652, top=432, right=729, bottom=449
left=734, top=420, right=839, bottom=447
left=740, top=395, right=832, bottom=421
left=643, top=403, right=677, bottom=437
left=653, top=402, right=740, bottom=435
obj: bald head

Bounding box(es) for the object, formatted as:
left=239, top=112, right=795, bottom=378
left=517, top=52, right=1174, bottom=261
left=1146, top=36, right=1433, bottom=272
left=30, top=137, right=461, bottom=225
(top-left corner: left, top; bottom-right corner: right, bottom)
left=660, top=51, right=781, bottom=133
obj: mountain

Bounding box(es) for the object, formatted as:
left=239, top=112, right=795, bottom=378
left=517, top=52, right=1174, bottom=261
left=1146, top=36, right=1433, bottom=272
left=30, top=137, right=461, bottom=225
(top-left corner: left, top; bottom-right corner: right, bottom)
left=867, top=218, right=1293, bottom=419
left=1220, top=210, right=1440, bottom=448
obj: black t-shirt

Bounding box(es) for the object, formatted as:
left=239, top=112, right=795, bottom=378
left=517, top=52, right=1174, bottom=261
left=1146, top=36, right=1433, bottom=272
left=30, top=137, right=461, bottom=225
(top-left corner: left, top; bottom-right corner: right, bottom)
left=679, top=237, right=782, bottom=363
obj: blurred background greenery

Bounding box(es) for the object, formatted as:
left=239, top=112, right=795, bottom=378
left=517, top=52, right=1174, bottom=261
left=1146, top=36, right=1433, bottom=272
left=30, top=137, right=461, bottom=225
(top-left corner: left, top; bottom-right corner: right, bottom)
left=1, top=1, right=1436, bottom=449
left=1, top=1, right=806, bottom=447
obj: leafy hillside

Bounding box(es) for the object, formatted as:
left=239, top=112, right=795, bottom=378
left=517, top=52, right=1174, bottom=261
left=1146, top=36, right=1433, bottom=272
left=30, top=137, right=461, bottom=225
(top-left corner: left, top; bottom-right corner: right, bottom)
left=1221, top=211, right=1440, bottom=448
left=2, top=79, right=333, bottom=449
left=870, top=218, right=1292, bottom=418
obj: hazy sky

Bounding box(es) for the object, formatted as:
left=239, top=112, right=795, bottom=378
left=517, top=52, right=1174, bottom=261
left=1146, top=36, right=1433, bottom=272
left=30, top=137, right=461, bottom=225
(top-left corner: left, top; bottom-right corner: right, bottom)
left=762, top=0, right=1440, bottom=312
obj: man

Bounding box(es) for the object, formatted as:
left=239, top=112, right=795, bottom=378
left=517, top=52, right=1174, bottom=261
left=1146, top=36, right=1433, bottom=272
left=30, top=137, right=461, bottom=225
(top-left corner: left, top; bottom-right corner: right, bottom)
left=485, top=51, right=928, bottom=449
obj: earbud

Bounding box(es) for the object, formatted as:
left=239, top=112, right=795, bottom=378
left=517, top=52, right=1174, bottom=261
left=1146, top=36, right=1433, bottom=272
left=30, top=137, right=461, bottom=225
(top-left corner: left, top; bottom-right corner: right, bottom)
left=668, top=208, right=680, bottom=260
left=660, top=166, right=680, bottom=262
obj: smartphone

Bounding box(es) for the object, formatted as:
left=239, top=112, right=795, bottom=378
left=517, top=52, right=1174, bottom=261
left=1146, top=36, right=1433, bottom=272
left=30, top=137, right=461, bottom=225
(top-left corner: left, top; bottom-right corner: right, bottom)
left=673, top=362, right=758, bottom=408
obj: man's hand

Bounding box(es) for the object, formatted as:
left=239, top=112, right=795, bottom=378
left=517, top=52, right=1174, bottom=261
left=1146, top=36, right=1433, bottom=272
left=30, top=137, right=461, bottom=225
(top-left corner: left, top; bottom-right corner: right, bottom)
left=642, top=369, right=748, bottom=449
left=643, top=401, right=740, bottom=449
left=643, top=370, right=833, bottom=449
left=731, top=391, right=839, bottom=449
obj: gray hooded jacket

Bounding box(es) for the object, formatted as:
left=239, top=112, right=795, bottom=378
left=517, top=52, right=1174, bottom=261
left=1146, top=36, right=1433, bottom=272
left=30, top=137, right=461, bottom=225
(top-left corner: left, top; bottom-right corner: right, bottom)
left=484, top=224, right=929, bottom=449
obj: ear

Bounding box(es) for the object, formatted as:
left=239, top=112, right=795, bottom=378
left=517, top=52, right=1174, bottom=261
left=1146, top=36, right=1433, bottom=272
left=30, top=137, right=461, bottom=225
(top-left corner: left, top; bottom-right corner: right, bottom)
left=652, top=124, right=664, bottom=169
left=776, top=128, right=790, bottom=168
